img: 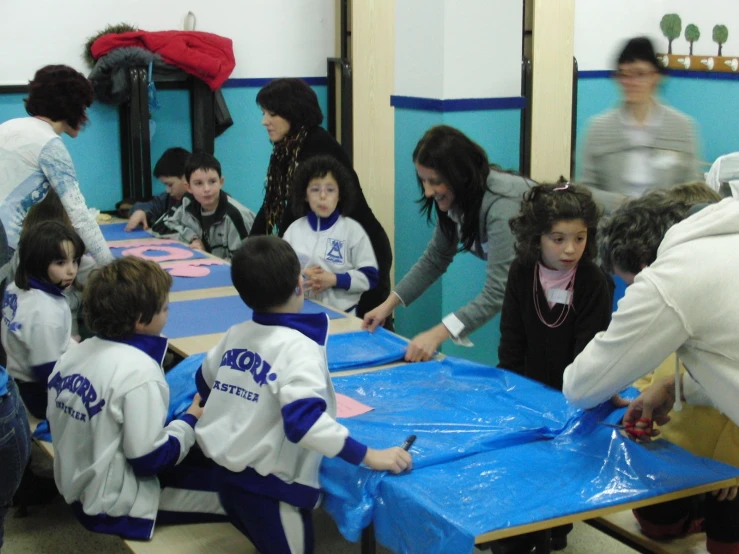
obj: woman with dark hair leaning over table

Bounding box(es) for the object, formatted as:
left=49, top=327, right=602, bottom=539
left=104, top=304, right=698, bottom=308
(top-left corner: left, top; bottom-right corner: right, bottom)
left=563, top=191, right=739, bottom=554
left=363, top=125, right=532, bottom=362
left=251, top=78, right=393, bottom=322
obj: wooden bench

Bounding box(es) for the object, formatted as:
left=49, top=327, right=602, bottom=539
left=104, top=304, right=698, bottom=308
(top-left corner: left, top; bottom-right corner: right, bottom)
left=25, top=413, right=255, bottom=554
left=589, top=510, right=708, bottom=554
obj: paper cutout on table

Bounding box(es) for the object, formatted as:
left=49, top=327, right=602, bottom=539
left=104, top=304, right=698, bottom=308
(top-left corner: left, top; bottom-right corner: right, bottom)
left=108, top=238, right=181, bottom=249
left=122, top=245, right=196, bottom=262
left=167, top=265, right=211, bottom=277
left=160, top=258, right=228, bottom=279
left=335, top=393, right=374, bottom=418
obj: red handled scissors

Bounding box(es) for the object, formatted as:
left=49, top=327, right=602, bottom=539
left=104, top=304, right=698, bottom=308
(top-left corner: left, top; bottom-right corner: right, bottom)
left=599, top=418, right=653, bottom=439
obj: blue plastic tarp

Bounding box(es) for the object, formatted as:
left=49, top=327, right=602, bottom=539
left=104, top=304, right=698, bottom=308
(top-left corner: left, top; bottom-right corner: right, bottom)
left=320, top=357, right=739, bottom=553
left=326, top=328, right=408, bottom=372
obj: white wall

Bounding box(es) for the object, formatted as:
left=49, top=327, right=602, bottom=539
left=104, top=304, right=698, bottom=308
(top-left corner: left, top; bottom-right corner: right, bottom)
left=0, top=0, right=335, bottom=85
left=394, top=0, right=445, bottom=98
left=575, top=0, right=739, bottom=71
left=395, top=0, right=523, bottom=99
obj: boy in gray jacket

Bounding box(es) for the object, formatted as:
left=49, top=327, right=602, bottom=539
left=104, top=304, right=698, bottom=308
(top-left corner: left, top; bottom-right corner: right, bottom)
left=165, top=152, right=255, bottom=261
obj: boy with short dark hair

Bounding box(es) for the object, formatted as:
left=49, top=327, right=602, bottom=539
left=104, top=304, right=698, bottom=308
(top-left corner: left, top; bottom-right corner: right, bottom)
left=195, top=236, right=411, bottom=553
left=47, top=257, right=224, bottom=540
left=126, top=147, right=191, bottom=233
left=165, top=152, right=255, bottom=260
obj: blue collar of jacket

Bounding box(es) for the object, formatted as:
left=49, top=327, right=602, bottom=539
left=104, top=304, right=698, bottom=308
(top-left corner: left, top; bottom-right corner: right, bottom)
left=252, top=312, right=329, bottom=346
left=29, top=277, right=66, bottom=297
left=107, top=334, right=169, bottom=366
left=306, top=209, right=340, bottom=231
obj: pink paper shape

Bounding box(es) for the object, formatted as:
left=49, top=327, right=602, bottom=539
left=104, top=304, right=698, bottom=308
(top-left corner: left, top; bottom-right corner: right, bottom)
left=167, top=265, right=211, bottom=278
left=122, top=245, right=195, bottom=262
left=335, top=393, right=374, bottom=418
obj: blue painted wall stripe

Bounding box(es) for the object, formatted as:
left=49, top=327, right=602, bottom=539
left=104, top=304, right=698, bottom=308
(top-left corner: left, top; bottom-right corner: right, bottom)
left=390, top=95, right=525, bottom=112
left=579, top=69, right=739, bottom=81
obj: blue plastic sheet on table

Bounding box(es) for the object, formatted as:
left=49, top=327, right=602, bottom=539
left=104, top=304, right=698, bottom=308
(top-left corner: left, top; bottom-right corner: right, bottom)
left=163, top=297, right=344, bottom=340
left=326, top=328, right=408, bottom=372
left=166, top=352, right=207, bottom=422
left=101, top=222, right=153, bottom=241
left=319, top=357, right=739, bottom=551
left=168, top=263, right=233, bottom=292
left=371, top=402, right=739, bottom=554
left=320, top=358, right=578, bottom=540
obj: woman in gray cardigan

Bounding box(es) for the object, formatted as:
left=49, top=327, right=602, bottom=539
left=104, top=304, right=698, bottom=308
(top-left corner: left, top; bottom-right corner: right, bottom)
left=362, top=126, right=532, bottom=362
left=579, top=37, right=700, bottom=213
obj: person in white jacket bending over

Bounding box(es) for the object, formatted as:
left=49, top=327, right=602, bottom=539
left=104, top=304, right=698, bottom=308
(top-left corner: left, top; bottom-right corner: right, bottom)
left=563, top=192, right=739, bottom=440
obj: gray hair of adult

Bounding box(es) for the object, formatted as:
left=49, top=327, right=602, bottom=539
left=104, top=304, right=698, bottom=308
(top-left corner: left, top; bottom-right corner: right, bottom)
left=597, top=191, right=690, bottom=275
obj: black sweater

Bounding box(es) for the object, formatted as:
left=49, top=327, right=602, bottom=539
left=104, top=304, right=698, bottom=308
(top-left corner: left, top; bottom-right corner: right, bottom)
left=250, top=126, right=392, bottom=316
left=497, top=259, right=612, bottom=391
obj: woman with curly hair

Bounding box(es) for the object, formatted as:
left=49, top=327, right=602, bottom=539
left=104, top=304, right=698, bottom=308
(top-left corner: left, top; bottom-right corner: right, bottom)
left=363, top=126, right=532, bottom=362
left=251, top=78, right=392, bottom=320
left=0, top=64, right=113, bottom=272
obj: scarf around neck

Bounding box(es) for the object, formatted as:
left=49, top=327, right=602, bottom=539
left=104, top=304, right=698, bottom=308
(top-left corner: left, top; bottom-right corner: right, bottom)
left=264, top=126, right=309, bottom=234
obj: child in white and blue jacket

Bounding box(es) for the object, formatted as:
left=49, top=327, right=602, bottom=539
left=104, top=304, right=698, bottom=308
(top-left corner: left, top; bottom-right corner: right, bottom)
left=47, top=257, right=225, bottom=541
left=2, top=221, right=83, bottom=420
left=195, top=236, right=411, bottom=554
left=283, top=156, right=378, bottom=314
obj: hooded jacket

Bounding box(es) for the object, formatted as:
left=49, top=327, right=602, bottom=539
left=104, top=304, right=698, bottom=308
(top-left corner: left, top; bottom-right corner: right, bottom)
left=563, top=198, right=739, bottom=426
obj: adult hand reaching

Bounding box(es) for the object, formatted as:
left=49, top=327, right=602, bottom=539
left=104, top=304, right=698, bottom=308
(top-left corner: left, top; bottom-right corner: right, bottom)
left=404, top=324, right=450, bottom=362
left=362, top=295, right=400, bottom=332
left=623, top=376, right=676, bottom=440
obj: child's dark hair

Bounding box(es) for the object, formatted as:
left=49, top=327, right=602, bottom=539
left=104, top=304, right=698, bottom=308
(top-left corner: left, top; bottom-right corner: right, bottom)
left=83, top=257, right=172, bottom=339
left=154, top=147, right=191, bottom=178
left=667, top=181, right=722, bottom=206
left=15, top=221, right=85, bottom=290
left=231, top=236, right=300, bottom=312
left=509, top=181, right=601, bottom=265
left=184, top=151, right=222, bottom=182
left=256, top=78, right=323, bottom=130
left=24, top=65, right=94, bottom=130
left=291, top=155, right=356, bottom=217
left=412, top=125, right=491, bottom=252
left=22, top=189, right=71, bottom=232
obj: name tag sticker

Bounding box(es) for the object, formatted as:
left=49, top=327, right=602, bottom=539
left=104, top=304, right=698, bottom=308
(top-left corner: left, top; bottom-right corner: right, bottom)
left=546, top=288, right=571, bottom=305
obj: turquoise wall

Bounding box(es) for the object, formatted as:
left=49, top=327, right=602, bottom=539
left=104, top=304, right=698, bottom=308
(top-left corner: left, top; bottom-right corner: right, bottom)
left=394, top=107, right=521, bottom=367
left=0, top=84, right=328, bottom=214
left=575, top=74, right=739, bottom=177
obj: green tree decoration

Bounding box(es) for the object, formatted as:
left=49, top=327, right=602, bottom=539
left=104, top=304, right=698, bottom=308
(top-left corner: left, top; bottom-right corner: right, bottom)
left=661, top=14, right=682, bottom=54
left=685, top=24, right=700, bottom=55
left=713, top=25, right=729, bottom=56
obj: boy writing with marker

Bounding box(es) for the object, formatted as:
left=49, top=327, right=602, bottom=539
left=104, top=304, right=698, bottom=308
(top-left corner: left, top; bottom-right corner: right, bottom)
left=165, top=152, right=255, bottom=260
left=126, top=147, right=190, bottom=234
left=195, top=236, right=411, bottom=553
